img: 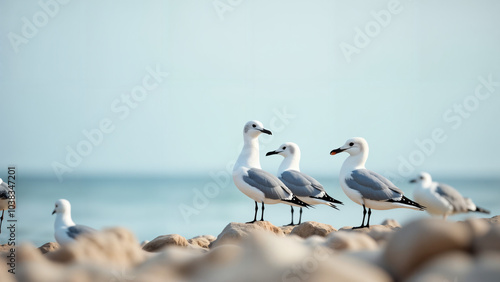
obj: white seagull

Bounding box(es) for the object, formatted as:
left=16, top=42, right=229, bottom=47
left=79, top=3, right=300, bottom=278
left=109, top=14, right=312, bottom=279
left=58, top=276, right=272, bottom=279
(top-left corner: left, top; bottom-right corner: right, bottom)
left=330, top=137, right=425, bottom=229
left=410, top=172, right=490, bottom=220
left=232, top=121, right=310, bottom=223
left=266, top=142, right=342, bottom=225
left=0, top=178, right=15, bottom=233
left=52, top=199, right=96, bottom=245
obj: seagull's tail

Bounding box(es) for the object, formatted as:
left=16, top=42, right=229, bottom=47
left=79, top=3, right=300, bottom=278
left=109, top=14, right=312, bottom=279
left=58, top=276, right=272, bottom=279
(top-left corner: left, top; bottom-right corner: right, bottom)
left=472, top=206, right=490, bottom=214
left=312, top=193, right=343, bottom=205
left=388, top=196, right=426, bottom=210
left=283, top=196, right=313, bottom=208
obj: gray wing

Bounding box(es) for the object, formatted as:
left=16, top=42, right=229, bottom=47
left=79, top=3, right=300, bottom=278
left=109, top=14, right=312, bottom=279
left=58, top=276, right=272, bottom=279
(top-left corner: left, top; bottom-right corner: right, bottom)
left=67, top=225, right=96, bottom=239
left=345, top=169, right=403, bottom=201
left=0, top=182, right=10, bottom=199
left=279, top=170, right=324, bottom=197
left=243, top=168, right=292, bottom=200
left=435, top=183, right=468, bottom=212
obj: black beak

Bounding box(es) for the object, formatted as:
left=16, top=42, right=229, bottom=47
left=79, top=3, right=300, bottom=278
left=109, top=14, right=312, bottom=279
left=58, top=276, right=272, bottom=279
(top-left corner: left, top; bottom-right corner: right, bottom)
left=260, top=128, right=272, bottom=135
left=330, top=147, right=345, bottom=155
left=266, top=150, right=279, bottom=156
left=409, top=179, right=417, bottom=183
left=52, top=210, right=55, bottom=215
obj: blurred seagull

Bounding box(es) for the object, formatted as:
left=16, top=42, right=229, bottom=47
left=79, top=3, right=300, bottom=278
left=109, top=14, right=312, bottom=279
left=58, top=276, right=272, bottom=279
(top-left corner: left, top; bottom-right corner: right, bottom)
left=52, top=199, right=96, bottom=245
left=330, top=137, right=425, bottom=229
left=410, top=172, right=490, bottom=219
left=0, top=178, right=15, bottom=234
left=266, top=142, right=342, bottom=225
left=232, top=121, right=310, bottom=223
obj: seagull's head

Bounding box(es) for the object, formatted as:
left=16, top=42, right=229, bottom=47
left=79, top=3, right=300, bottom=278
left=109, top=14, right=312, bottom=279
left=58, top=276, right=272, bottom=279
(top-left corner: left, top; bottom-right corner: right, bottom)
left=243, top=120, right=272, bottom=138
left=266, top=142, right=300, bottom=158
left=330, top=137, right=368, bottom=157
left=52, top=199, right=71, bottom=215
left=409, top=172, right=432, bottom=186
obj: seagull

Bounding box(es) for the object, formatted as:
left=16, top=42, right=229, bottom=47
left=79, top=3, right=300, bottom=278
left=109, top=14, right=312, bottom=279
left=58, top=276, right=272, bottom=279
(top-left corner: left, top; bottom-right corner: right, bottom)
left=52, top=199, right=96, bottom=245
left=0, top=178, right=15, bottom=234
left=266, top=142, right=342, bottom=225
left=232, top=120, right=310, bottom=224
left=410, top=172, right=490, bottom=220
left=330, top=137, right=425, bottom=229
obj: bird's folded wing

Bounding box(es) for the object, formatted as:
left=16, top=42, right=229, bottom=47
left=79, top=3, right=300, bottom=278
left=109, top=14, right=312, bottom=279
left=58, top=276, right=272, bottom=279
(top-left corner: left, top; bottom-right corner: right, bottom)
left=345, top=169, right=402, bottom=201
left=280, top=170, right=324, bottom=197
left=243, top=168, right=292, bottom=200
left=66, top=225, right=96, bottom=239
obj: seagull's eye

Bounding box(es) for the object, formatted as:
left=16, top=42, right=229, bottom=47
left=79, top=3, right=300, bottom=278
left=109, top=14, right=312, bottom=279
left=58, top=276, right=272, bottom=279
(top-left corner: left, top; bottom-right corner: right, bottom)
left=55, top=205, right=58, bottom=207
left=420, top=176, right=424, bottom=180
left=282, top=147, right=286, bottom=150
left=349, top=142, right=354, bottom=146
left=252, top=124, right=256, bottom=128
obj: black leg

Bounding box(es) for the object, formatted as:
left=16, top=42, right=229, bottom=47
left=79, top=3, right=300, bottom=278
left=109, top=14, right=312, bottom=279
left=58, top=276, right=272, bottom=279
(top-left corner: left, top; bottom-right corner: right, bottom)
left=0, top=210, right=3, bottom=234
left=298, top=207, right=303, bottom=225
left=352, top=204, right=367, bottom=229
left=286, top=206, right=295, bottom=226
left=260, top=202, right=265, bottom=221
left=246, top=201, right=258, bottom=224
left=366, top=208, right=372, bottom=228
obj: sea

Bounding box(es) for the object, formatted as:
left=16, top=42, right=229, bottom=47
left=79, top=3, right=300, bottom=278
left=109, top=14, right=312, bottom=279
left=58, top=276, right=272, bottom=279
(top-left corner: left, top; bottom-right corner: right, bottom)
left=2, top=174, right=499, bottom=246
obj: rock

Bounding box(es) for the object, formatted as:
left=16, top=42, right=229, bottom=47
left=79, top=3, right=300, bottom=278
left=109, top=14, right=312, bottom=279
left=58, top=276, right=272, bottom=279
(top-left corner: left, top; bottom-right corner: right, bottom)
left=463, top=252, right=500, bottom=282
left=47, top=227, right=148, bottom=268
left=143, top=234, right=189, bottom=252
left=483, top=215, right=500, bottom=225
left=210, top=221, right=284, bottom=248
left=291, top=221, right=337, bottom=238
left=405, top=251, right=472, bottom=282
left=325, top=231, right=378, bottom=251
left=188, top=235, right=216, bottom=249
left=339, top=225, right=397, bottom=244
left=38, top=242, right=60, bottom=254
left=280, top=225, right=295, bottom=235
left=381, top=219, right=401, bottom=228
left=383, top=219, right=472, bottom=280
left=473, top=225, right=500, bottom=254
left=0, top=244, right=12, bottom=253
left=460, top=217, right=491, bottom=239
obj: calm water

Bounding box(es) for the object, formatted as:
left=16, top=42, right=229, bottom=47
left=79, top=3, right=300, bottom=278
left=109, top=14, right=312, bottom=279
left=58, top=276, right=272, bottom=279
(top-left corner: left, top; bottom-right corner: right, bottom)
left=3, top=174, right=499, bottom=246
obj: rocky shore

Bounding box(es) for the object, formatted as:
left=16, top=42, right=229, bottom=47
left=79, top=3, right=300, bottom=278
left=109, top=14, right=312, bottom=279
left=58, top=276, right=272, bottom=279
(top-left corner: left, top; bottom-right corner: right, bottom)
left=1, top=216, right=499, bottom=282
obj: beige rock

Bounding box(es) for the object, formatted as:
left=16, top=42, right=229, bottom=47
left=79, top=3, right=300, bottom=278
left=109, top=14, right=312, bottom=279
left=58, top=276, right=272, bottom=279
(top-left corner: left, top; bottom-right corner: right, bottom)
left=38, top=242, right=60, bottom=254
left=483, top=215, right=500, bottom=225
left=381, top=219, right=401, bottom=228
left=291, top=221, right=337, bottom=238
left=143, top=234, right=189, bottom=252
left=0, top=244, right=12, bottom=253
left=459, top=217, right=491, bottom=240
left=47, top=227, right=148, bottom=268
left=406, top=251, right=472, bottom=282
left=473, top=225, right=500, bottom=254
left=0, top=257, right=15, bottom=282
left=280, top=225, right=295, bottom=235
left=210, top=221, right=284, bottom=248
left=188, top=235, right=216, bottom=249
left=325, top=231, right=378, bottom=251
left=383, top=218, right=472, bottom=280
left=339, top=225, right=397, bottom=244
left=463, top=252, right=500, bottom=282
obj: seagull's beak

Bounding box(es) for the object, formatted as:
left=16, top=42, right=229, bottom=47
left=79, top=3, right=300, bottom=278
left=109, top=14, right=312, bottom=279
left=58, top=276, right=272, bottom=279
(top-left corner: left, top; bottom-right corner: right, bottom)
left=52, top=210, right=56, bottom=215
left=330, top=147, right=345, bottom=155
left=260, top=128, right=272, bottom=135
left=409, top=179, right=417, bottom=183
left=266, top=150, right=279, bottom=156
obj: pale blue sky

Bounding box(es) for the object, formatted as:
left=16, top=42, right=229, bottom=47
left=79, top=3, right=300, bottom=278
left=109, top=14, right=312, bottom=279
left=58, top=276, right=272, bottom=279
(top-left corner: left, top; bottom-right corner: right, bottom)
left=1, top=0, right=499, bottom=181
